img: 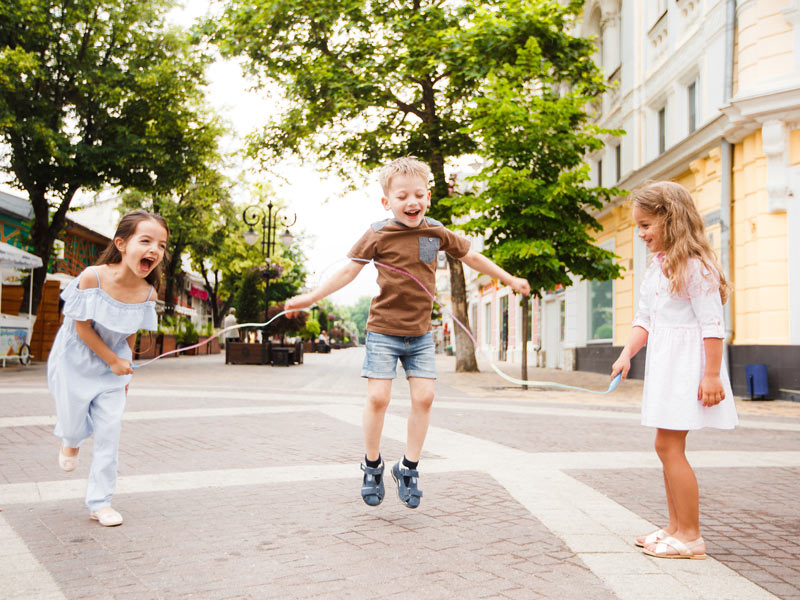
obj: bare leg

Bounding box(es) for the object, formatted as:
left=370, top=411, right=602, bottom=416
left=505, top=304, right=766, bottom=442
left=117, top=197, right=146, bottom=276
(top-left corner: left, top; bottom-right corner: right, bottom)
left=647, top=428, right=704, bottom=554
left=363, top=379, right=392, bottom=461
left=62, top=445, right=79, bottom=456
left=636, top=469, right=678, bottom=546
left=405, top=377, right=435, bottom=462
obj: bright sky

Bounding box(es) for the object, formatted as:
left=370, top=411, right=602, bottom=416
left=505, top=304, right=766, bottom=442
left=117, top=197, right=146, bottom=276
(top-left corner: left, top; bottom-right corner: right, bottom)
left=170, top=1, right=383, bottom=306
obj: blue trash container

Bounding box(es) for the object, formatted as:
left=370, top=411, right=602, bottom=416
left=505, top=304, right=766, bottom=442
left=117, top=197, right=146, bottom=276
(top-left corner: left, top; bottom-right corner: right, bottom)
left=745, top=364, right=769, bottom=400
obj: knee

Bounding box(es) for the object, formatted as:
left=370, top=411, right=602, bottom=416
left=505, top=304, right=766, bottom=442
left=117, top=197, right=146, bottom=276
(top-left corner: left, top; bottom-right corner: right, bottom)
left=654, top=437, right=682, bottom=460
left=411, top=391, right=434, bottom=412
left=366, top=391, right=391, bottom=412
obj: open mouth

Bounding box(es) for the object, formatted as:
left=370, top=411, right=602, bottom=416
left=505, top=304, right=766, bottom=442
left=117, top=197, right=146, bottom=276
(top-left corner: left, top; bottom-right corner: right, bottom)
left=405, top=209, right=421, bottom=219
left=139, top=258, right=155, bottom=273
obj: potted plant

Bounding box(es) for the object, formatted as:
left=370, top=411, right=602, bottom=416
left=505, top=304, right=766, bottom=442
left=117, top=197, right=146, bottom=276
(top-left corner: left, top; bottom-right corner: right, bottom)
left=177, top=317, right=200, bottom=355
left=300, top=317, right=321, bottom=353
left=135, top=328, right=159, bottom=359
left=200, top=321, right=221, bottom=354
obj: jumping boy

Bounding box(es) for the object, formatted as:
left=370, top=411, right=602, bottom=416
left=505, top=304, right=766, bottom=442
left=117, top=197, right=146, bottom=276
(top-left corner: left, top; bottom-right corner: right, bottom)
left=285, top=157, right=530, bottom=509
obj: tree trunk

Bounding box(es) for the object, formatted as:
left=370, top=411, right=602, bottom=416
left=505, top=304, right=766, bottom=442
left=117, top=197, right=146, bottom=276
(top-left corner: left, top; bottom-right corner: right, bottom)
left=22, top=189, right=73, bottom=314
left=163, top=240, right=184, bottom=317
left=521, top=295, right=528, bottom=390
left=447, top=255, right=478, bottom=372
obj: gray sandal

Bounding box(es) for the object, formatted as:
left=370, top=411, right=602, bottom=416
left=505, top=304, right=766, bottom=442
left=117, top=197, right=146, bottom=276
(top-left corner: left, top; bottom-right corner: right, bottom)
left=391, top=461, right=423, bottom=509
left=360, top=461, right=385, bottom=506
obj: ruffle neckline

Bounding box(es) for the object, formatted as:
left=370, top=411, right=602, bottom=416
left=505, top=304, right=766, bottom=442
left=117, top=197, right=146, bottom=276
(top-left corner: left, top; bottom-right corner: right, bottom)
left=60, top=276, right=158, bottom=334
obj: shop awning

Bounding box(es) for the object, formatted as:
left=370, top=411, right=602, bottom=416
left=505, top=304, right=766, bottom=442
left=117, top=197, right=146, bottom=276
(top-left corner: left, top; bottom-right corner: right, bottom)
left=0, top=242, right=43, bottom=270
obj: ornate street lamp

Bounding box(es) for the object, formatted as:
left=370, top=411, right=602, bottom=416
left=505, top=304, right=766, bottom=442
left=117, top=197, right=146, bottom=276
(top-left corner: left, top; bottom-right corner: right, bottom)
left=242, top=202, right=296, bottom=351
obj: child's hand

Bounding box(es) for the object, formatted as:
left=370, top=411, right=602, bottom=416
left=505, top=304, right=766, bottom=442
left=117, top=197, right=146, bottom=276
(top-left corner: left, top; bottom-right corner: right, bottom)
left=110, top=358, right=133, bottom=376
left=698, top=375, right=725, bottom=407
left=285, top=293, right=314, bottom=317
left=510, top=277, right=531, bottom=296
left=611, top=353, right=631, bottom=380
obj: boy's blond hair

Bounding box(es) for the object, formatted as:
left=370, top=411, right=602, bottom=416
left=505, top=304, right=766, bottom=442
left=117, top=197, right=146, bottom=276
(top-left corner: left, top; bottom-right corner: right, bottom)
left=379, top=156, right=432, bottom=193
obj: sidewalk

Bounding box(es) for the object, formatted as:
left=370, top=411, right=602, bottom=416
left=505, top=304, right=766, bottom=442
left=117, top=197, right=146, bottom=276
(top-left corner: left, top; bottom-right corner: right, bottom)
left=1, top=349, right=798, bottom=599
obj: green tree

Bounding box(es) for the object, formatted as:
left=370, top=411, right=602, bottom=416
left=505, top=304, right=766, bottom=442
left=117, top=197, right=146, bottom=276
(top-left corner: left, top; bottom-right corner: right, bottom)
left=236, top=268, right=262, bottom=325
left=456, top=36, right=624, bottom=385
left=122, top=166, right=229, bottom=317
left=268, top=242, right=309, bottom=305
left=340, top=295, right=371, bottom=344
left=213, top=0, right=600, bottom=371
left=0, top=0, right=220, bottom=312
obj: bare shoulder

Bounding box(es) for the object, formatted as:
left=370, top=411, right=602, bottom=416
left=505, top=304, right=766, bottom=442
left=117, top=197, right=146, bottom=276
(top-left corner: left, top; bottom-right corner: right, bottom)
left=76, top=266, right=100, bottom=290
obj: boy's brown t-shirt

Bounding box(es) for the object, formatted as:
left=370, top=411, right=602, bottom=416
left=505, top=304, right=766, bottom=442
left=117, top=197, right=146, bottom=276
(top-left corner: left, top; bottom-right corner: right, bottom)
left=348, top=217, right=471, bottom=337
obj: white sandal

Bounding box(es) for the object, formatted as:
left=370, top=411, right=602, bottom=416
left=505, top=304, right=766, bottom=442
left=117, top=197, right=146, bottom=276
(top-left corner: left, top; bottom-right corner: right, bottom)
left=58, top=446, right=79, bottom=472
left=635, top=528, right=668, bottom=548
left=643, top=536, right=706, bottom=559
left=90, top=507, right=123, bottom=527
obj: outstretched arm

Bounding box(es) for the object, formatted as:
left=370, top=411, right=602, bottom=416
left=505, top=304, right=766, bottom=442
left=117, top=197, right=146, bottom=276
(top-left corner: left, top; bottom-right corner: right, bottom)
left=460, top=250, right=531, bottom=296
left=285, top=260, right=366, bottom=315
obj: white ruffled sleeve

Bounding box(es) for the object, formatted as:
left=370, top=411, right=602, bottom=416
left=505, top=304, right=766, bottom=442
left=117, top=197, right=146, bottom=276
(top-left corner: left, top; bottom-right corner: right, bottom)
left=687, top=258, right=725, bottom=338
left=632, top=262, right=654, bottom=332
left=60, top=277, right=158, bottom=334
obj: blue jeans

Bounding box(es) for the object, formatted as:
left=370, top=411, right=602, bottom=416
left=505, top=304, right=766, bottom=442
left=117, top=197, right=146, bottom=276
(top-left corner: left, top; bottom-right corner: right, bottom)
left=361, top=331, right=436, bottom=379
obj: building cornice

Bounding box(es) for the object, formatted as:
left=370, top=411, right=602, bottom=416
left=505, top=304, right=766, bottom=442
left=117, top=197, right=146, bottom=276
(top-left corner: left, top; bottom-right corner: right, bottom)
left=596, top=85, right=800, bottom=218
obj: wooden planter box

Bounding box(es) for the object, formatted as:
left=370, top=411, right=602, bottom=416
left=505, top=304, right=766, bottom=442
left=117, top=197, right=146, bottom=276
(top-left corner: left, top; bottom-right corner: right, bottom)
left=159, top=333, right=178, bottom=357
left=201, top=335, right=221, bottom=354
left=180, top=343, right=199, bottom=356
left=226, top=342, right=270, bottom=365
left=136, top=332, right=160, bottom=359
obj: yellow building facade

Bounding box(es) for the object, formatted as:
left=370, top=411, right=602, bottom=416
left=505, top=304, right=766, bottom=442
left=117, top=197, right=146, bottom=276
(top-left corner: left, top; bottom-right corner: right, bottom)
left=571, top=0, right=800, bottom=400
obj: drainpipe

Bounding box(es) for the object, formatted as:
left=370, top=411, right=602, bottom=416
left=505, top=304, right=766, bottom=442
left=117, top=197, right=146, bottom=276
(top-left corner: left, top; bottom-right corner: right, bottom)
left=721, top=0, right=736, bottom=373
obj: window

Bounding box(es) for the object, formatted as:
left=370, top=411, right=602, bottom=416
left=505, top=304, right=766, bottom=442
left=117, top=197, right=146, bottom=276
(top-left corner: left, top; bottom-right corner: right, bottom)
left=597, top=159, right=603, bottom=187
left=559, top=300, right=566, bottom=342
left=588, top=278, right=614, bottom=341
left=658, top=107, right=666, bottom=154
left=688, top=82, right=697, bottom=134
left=484, top=303, right=492, bottom=345
left=615, top=144, right=622, bottom=182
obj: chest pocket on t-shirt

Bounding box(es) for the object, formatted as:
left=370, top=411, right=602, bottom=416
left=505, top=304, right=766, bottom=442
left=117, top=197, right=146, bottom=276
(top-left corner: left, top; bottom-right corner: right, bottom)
left=419, top=236, right=441, bottom=263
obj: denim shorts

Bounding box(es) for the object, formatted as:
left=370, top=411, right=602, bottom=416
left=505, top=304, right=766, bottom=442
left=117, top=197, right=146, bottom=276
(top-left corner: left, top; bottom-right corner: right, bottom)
left=361, top=331, right=437, bottom=380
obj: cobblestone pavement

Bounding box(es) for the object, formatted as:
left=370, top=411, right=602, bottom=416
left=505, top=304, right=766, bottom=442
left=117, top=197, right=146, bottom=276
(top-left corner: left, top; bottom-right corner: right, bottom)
left=1, top=348, right=799, bottom=599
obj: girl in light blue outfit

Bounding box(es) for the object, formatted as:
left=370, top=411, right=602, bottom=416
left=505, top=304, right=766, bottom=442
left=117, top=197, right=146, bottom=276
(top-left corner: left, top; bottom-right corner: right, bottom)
left=48, top=211, right=169, bottom=527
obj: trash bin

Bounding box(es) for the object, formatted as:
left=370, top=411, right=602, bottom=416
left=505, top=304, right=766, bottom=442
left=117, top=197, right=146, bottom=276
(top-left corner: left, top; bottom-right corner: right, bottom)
left=745, top=363, right=769, bottom=400
left=272, top=347, right=290, bottom=367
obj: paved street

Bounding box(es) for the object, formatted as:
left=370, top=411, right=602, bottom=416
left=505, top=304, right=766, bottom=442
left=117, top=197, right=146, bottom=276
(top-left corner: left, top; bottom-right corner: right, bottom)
left=1, top=348, right=799, bottom=600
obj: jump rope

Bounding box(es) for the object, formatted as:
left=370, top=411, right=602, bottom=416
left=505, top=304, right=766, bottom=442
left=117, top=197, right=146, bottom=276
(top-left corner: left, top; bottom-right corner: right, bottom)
left=132, top=257, right=622, bottom=395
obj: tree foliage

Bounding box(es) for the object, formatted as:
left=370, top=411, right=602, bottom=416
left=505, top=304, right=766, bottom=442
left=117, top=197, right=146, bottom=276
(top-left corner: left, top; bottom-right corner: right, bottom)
left=121, top=166, right=230, bottom=317
left=0, top=0, right=221, bottom=311
left=456, top=37, right=624, bottom=294
left=212, top=0, right=605, bottom=371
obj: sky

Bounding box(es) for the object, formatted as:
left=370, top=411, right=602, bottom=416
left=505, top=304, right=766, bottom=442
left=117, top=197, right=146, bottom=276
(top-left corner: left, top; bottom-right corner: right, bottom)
left=173, top=1, right=384, bottom=305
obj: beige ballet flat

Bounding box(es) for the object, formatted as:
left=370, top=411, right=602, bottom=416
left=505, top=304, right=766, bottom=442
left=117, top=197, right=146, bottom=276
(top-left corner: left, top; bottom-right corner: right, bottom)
left=90, top=507, right=123, bottom=527
left=58, top=446, right=79, bottom=472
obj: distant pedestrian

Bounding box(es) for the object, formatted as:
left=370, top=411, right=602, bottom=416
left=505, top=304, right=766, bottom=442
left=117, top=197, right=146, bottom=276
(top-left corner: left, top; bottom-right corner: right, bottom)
left=286, top=156, right=530, bottom=510
left=223, top=308, right=239, bottom=346
left=611, top=181, right=738, bottom=559
left=48, top=210, right=168, bottom=527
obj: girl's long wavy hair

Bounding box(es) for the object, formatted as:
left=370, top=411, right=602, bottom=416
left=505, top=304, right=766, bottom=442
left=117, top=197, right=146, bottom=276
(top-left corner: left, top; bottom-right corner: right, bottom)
left=95, top=210, right=170, bottom=291
left=632, top=181, right=730, bottom=304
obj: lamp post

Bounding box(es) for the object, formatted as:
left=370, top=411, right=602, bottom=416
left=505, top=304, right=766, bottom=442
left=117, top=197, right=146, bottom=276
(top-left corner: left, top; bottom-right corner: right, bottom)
left=243, top=202, right=296, bottom=352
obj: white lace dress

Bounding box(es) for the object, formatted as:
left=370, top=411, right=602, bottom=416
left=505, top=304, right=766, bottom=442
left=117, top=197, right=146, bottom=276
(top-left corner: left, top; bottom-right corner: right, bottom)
left=633, top=256, right=738, bottom=430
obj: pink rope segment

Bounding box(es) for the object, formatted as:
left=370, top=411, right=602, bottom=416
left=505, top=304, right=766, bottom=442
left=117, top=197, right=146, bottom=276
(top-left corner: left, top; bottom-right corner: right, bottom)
left=348, top=257, right=621, bottom=394
left=131, top=310, right=309, bottom=369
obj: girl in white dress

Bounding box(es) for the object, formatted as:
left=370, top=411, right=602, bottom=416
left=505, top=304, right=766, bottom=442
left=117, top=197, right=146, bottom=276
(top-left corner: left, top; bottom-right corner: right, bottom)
left=49, top=211, right=168, bottom=526
left=611, top=182, right=737, bottom=559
